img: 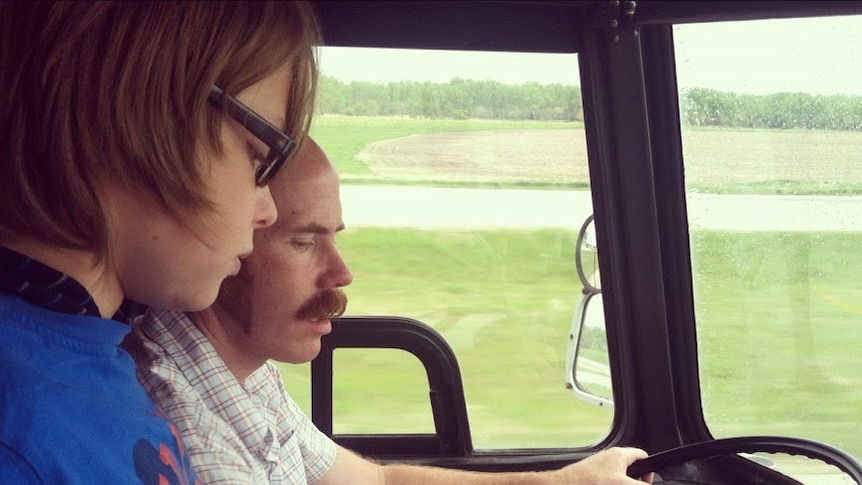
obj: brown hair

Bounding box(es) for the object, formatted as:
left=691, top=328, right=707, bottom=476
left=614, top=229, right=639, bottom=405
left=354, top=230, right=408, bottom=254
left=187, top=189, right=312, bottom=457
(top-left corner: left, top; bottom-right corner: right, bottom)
left=0, top=1, right=320, bottom=259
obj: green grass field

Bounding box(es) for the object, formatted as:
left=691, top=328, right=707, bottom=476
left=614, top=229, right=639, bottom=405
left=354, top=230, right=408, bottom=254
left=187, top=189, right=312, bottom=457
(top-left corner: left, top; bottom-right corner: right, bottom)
left=693, top=231, right=862, bottom=455
left=275, top=115, right=862, bottom=454
left=278, top=228, right=862, bottom=454
left=278, top=228, right=616, bottom=447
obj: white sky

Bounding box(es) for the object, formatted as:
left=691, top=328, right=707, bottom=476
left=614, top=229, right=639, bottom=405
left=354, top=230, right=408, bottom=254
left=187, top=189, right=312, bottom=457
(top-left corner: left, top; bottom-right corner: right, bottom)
left=319, top=15, right=862, bottom=96
left=319, top=49, right=581, bottom=86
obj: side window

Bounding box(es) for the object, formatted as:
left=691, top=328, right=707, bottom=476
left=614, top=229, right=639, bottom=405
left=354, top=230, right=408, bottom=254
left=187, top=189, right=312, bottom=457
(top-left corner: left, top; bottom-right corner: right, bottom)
left=277, top=47, right=615, bottom=449
left=674, top=16, right=862, bottom=459
left=332, top=349, right=435, bottom=434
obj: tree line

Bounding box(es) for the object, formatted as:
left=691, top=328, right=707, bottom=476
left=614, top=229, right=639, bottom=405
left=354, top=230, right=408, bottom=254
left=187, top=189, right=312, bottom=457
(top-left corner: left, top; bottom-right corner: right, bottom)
left=317, top=76, right=583, bottom=121
left=317, top=76, right=862, bottom=131
left=681, top=88, right=862, bottom=131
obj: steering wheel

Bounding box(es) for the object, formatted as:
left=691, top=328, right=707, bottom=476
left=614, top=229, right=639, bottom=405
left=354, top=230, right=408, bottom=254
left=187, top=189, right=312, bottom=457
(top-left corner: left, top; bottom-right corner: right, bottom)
left=628, top=436, right=862, bottom=484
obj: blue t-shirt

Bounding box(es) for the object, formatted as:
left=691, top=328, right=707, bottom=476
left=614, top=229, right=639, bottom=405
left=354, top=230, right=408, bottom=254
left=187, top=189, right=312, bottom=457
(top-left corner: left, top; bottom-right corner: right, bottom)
left=0, top=294, right=199, bottom=484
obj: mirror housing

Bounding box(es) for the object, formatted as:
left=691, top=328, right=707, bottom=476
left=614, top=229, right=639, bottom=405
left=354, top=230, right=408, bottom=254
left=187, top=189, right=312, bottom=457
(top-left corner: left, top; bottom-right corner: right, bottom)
left=565, top=292, right=614, bottom=408
left=565, top=214, right=613, bottom=408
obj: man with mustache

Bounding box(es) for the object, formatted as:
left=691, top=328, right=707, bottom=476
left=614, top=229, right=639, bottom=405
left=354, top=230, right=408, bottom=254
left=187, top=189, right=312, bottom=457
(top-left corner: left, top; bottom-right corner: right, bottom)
left=126, top=139, right=649, bottom=485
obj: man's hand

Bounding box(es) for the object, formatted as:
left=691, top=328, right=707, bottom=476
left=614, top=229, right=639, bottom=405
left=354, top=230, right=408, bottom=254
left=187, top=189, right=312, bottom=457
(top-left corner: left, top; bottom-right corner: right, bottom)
left=550, top=447, right=652, bottom=485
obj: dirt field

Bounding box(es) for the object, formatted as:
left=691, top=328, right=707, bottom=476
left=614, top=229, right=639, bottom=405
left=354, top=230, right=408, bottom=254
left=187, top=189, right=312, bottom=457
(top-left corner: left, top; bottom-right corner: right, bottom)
left=357, top=129, right=590, bottom=183
left=356, top=128, right=862, bottom=187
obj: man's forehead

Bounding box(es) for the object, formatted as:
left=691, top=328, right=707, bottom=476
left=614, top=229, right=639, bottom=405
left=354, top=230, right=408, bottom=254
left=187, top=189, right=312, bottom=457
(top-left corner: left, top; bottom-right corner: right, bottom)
left=269, top=190, right=343, bottom=233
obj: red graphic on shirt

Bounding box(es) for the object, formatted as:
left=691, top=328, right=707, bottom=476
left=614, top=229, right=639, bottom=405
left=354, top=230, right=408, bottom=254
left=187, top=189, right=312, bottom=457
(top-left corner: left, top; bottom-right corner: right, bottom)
left=133, top=410, right=202, bottom=485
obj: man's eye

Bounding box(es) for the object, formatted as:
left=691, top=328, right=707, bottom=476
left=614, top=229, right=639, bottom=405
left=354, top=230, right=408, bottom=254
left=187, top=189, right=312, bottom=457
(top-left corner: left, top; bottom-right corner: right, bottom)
left=291, top=239, right=315, bottom=251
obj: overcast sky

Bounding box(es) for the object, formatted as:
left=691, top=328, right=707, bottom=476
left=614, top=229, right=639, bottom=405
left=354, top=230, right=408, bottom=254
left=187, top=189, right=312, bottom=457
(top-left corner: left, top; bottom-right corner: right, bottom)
left=319, top=15, right=862, bottom=96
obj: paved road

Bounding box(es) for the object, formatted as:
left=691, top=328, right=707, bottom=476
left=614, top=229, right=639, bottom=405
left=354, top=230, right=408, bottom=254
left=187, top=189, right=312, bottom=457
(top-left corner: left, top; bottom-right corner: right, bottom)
left=342, top=185, right=862, bottom=232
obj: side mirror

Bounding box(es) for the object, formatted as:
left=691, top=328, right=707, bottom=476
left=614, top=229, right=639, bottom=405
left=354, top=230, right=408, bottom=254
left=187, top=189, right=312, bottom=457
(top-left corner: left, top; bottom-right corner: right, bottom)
left=564, top=215, right=614, bottom=408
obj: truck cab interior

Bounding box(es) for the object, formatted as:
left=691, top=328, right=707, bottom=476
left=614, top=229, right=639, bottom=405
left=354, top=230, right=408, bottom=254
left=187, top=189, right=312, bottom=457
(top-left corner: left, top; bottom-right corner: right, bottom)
left=299, top=2, right=862, bottom=483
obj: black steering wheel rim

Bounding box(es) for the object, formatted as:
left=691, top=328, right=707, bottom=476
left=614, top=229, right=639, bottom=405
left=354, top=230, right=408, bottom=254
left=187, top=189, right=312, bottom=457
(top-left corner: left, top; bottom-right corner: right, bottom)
left=628, top=436, right=862, bottom=483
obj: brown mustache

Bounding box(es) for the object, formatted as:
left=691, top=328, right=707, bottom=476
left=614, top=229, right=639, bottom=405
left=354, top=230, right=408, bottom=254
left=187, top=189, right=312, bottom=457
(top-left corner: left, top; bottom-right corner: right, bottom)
left=296, top=288, right=348, bottom=321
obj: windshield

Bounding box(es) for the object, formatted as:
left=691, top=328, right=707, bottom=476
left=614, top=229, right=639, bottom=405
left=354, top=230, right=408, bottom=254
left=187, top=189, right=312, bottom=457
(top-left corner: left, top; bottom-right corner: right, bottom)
left=675, top=15, right=862, bottom=458
left=279, top=47, right=613, bottom=449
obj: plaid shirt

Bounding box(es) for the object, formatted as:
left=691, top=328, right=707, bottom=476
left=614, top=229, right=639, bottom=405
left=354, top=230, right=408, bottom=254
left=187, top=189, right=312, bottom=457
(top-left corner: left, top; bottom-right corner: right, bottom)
left=124, top=308, right=336, bottom=484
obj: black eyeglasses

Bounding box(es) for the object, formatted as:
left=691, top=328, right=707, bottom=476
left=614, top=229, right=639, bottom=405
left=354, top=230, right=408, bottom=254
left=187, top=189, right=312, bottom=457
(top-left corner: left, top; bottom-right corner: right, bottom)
left=208, top=85, right=296, bottom=187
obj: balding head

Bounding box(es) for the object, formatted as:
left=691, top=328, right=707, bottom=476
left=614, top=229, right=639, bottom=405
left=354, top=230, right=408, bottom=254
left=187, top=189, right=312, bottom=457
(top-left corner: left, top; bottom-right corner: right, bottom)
left=269, top=138, right=338, bottom=206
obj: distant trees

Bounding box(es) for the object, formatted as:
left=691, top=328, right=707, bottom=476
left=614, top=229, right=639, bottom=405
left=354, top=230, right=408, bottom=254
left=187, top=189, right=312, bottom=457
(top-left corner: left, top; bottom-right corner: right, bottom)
left=680, top=88, right=862, bottom=131
left=317, top=76, right=862, bottom=131
left=316, top=76, right=584, bottom=122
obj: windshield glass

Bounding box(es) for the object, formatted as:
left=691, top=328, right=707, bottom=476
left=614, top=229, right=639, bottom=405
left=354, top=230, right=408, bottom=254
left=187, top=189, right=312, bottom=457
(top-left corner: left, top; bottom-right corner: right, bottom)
left=675, top=15, right=862, bottom=459
left=279, top=47, right=614, bottom=449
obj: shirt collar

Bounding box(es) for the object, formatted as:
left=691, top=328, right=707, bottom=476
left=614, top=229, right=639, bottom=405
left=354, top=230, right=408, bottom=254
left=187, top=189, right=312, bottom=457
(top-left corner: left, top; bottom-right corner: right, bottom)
left=0, top=245, right=143, bottom=323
